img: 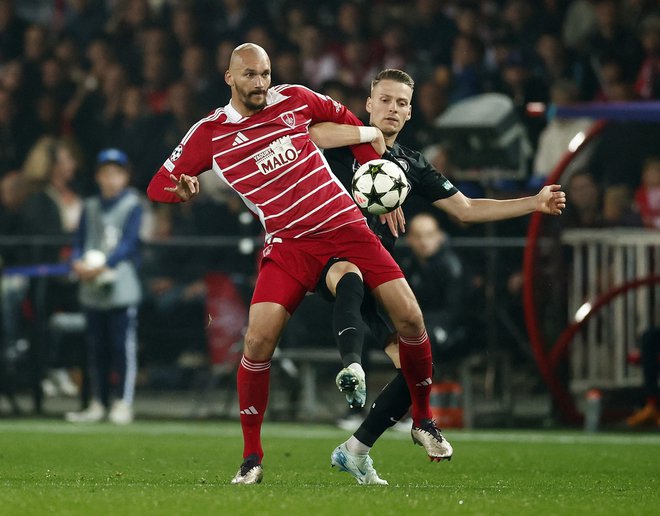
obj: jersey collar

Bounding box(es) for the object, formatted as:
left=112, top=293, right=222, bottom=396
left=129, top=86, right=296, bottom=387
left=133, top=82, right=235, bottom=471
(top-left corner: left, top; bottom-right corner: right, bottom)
left=225, top=89, right=289, bottom=123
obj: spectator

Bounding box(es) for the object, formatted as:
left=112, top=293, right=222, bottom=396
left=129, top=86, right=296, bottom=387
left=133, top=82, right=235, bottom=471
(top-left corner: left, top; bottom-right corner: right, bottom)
left=0, top=0, right=27, bottom=64
left=0, top=169, right=28, bottom=364
left=337, top=37, right=378, bottom=90
left=141, top=52, right=173, bottom=115
left=333, top=1, right=368, bottom=44
left=397, top=80, right=447, bottom=150
left=60, top=0, right=107, bottom=48
left=39, top=55, right=76, bottom=108
left=409, top=0, right=456, bottom=69
left=501, top=0, right=542, bottom=50
left=272, top=45, right=303, bottom=86
left=65, top=148, right=143, bottom=425
left=635, top=14, right=660, bottom=100
left=603, top=184, right=643, bottom=227
left=579, top=0, right=643, bottom=100
left=496, top=50, right=548, bottom=146
left=139, top=203, right=210, bottom=369
left=297, top=24, right=339, bottom=89
left=398, top=213, right=470, bottom=362
left=421, top=142, right=485, bottom=212
left=532, top=79, right=593, bottom=182
left=562, top=0, right=598, bottom=52
left=626, top=326, right=660, bottom=427
left=244, top=25, right=278, bottom=58
left=562, top=170, right=603, bottom=229
left=446, top=33, right=485, bottom=104
left=534, top=32, right=579, bottom=89
left=102, top=85, right=152, bottom=191
left=0, top=59, right=27, bottom=113
left=18, top=137, right=82, bottom=405
left=377, top=22, right=410, bottom=71
left=170, top=5, right=204, bottom=51
left=634, top=156, right=660, bottom=229
left=180, top=44, right=216, bottom=114
left=213, top=0, right=262, bottom=40
left=0, top=87, right=33, bottom=174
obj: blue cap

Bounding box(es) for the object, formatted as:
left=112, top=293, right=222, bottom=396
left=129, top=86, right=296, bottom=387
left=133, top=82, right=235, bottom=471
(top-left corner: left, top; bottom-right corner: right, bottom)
left=96, top=148, right=129, bottom=167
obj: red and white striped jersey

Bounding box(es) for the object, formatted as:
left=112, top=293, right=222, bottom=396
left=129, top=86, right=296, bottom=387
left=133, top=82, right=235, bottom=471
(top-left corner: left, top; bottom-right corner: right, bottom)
left=147, top=84, right=379, bottom=240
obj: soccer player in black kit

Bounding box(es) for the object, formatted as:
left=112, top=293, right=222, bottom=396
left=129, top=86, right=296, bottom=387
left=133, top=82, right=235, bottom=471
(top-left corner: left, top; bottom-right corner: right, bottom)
left=308, top=69, right=566, bottom=485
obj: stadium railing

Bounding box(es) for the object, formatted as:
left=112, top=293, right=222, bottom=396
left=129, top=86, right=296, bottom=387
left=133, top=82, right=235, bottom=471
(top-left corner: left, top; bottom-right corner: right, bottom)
left=0, top=234, right=546, bottom=423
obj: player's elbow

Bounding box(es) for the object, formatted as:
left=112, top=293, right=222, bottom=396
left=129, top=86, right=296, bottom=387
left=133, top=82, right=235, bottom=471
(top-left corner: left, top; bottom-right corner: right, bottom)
left=450, top=205, right=474, bottom=224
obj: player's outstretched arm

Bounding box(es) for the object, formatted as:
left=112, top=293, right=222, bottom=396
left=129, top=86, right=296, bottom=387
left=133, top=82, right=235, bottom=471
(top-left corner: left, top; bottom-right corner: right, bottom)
left=309, top=122, right=386, bottom=155
left=434, top=184, right=566, bottom=224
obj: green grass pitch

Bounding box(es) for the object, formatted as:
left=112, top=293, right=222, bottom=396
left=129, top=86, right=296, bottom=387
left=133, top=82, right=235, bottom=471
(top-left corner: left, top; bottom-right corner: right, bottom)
left=0, top=420, right=658, bottom=515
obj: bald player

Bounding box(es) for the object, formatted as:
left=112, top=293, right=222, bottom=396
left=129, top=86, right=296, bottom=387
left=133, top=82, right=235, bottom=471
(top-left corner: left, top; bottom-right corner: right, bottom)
left=147, top=44, right=451, bottom=485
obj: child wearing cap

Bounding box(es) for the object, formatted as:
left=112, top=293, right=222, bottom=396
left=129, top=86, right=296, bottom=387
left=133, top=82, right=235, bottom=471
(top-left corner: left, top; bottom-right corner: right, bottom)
left=65, top=148, right=143, bottom=424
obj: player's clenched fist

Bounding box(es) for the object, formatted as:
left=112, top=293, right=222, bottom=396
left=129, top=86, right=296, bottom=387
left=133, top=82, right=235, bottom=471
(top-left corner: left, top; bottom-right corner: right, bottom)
left=164, top=173, right=200, bottom=201
left=536, top=184, right=566, bottom=215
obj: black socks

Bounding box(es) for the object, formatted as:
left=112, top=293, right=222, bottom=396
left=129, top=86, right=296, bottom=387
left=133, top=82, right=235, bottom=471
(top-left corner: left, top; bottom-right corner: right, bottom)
left=354, top=370, right=411, bottom=447
left=333, top=272, right=366, bottom=367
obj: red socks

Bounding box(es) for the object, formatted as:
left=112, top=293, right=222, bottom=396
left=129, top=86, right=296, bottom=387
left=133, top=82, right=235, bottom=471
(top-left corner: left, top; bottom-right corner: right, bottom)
left=237, top=355, right=271, bottom=461
left=398, top=331, right=433, bottom=424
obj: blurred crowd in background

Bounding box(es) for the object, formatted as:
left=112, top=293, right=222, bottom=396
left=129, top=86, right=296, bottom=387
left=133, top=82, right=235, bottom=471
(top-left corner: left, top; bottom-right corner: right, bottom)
left=0, top=0, right=659, bottom=407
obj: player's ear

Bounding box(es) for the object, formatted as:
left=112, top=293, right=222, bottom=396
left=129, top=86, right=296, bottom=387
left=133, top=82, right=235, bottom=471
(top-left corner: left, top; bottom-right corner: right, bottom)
left=224, top=70, right=233, bottom=87
left=366, top=96, right=372, bottom=114
left=405, top=104, right=412, bottom=121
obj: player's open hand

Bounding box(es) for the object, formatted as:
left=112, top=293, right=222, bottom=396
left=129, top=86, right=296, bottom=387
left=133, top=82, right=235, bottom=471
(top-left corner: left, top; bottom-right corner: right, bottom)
left=380, top=207, right=406, bottom=237
left=536, top=184, right=566, bottom=215
left=164, top=173, right=200, bottom=201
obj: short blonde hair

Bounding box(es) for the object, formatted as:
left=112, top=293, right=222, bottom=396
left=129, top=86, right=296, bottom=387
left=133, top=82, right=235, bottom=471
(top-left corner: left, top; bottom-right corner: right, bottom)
left=371, top=69, right=415, bottom=92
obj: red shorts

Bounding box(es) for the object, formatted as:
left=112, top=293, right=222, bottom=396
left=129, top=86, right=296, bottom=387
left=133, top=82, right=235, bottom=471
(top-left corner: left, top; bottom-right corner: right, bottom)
left=251, top=221, right=403, bottom=313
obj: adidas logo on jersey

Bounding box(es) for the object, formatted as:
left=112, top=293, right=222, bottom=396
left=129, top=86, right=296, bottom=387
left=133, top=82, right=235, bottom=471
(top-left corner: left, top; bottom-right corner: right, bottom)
left=240, top=406, right=259, bottom=415
left=232, top=132, right=249, bottom=146
left=415, top=378, right=433, bottom=387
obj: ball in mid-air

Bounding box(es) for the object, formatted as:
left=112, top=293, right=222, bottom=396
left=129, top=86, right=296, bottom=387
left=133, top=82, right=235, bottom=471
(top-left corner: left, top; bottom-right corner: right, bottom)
left=351, top=159, right=410, bottom=215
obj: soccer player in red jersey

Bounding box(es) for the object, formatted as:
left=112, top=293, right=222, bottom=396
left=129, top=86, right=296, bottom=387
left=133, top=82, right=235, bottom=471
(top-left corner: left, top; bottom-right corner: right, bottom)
left=147, top=44, right=445, bottom=484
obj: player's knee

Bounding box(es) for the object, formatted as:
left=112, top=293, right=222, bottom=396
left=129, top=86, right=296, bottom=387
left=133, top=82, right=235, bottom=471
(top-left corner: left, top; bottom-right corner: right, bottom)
left=394, top=301, right=425, bottom=337
left=327, top=261, right=362, bottom=295
left=243, top=331, right=277, bottom=361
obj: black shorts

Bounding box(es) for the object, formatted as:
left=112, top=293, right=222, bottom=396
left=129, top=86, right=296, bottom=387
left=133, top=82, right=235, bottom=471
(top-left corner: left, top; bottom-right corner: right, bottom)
left=315, top=258, right=396, bottom=349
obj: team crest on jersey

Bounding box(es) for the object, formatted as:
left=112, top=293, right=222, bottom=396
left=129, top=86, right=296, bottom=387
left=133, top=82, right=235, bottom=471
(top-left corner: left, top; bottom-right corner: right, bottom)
left=254, top=135, right=299, bottom=175
left=170, top=144, right=183, bottom=161
left=280, top=111, right=296, bottom=128
left=395, top=157, right=409, bottom=172
left=263, top=244, right=273, bottom=257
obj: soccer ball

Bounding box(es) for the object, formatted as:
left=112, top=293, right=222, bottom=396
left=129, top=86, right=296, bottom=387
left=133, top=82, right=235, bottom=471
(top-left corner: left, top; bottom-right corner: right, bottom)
left=351, top=159, right=410, bottom=215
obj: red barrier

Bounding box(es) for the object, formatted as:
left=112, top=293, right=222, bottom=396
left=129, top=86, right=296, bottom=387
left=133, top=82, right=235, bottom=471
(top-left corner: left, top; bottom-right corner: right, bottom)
left=522, top=121, right=606, bottom=424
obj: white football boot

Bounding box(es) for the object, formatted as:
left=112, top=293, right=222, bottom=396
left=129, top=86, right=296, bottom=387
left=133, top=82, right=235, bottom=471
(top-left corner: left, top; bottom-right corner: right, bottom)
left=108, top=400, right=134, bottom=425
left=411, top=419, right=453, bottom=461
left=231, top=454, right=263, bottom=485
left=330, top=443, right=388, bottom=485
left=65, top=399, right=105, bottom=423
left=335, top=363, right=367, bottom=408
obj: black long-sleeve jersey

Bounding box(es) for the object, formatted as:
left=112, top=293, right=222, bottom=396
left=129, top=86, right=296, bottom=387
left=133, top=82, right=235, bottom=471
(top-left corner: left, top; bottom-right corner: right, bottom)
left=323, top=142, right=458, bottom=252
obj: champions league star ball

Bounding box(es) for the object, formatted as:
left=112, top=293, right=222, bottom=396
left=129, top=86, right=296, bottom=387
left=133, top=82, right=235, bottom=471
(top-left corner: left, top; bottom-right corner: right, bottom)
left=351, top=159, right=410, bottom=215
